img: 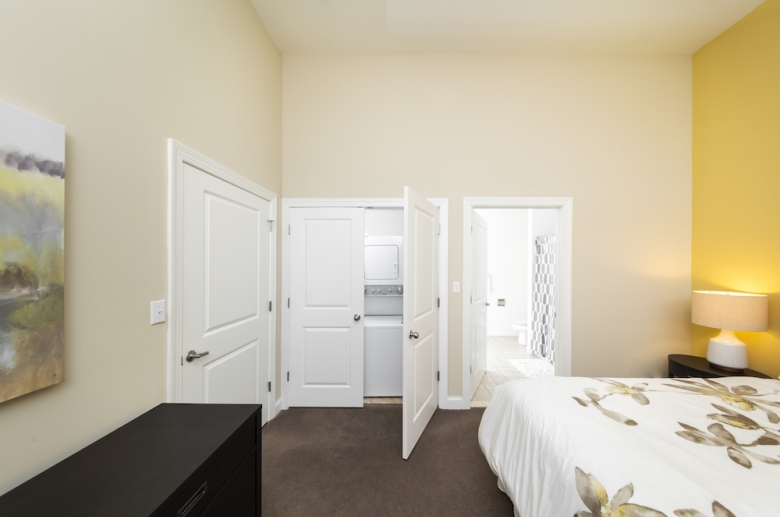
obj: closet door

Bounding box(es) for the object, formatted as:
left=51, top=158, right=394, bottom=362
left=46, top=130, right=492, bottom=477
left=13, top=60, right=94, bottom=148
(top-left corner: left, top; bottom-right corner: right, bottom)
left=288, top=207, right=365, bottom=407
left=402, top=187, right=439, bottom=459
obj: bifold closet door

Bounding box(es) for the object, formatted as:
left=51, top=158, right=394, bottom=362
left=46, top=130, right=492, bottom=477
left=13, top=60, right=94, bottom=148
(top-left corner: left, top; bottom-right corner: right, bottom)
left=470, top=211, right=488, bottom=399
left=402, top=187, right=439, bottom=460
left=180, top=164, right=271, bottom=422
left=288, top=207, right=365, bottom=407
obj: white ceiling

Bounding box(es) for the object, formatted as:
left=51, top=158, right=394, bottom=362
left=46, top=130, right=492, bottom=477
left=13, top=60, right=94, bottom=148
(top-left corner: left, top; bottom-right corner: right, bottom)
left=250, top=0, right=762, bottom=55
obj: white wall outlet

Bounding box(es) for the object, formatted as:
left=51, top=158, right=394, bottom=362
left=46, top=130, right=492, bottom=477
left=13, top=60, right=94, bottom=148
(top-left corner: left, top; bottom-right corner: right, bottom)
left=150, top=300, right=166, bottom=325
left=452, top=281, right=460, bottom=293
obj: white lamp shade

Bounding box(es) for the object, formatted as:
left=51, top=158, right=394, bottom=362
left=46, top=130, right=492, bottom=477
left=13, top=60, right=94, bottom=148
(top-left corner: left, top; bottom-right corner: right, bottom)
left=692, top=291, right=768, bottom=332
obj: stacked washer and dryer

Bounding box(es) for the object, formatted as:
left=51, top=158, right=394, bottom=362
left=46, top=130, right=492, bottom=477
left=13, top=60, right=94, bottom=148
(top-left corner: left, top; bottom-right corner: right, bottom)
left=363, top=209, right=404, bottom=397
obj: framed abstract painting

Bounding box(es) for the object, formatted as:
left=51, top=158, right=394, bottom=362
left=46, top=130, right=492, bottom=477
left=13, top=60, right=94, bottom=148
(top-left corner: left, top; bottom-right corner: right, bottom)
left=0, top=101, right=65, bottom=403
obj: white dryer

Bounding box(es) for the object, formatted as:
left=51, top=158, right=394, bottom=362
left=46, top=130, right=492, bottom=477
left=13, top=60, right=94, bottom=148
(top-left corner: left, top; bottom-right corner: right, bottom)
left=364, top=315, right=403, bottom=397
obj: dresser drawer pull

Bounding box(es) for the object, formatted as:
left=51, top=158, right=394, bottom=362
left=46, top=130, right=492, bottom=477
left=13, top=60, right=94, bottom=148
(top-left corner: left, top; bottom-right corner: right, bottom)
left=178, top=482, right=208, bottom=517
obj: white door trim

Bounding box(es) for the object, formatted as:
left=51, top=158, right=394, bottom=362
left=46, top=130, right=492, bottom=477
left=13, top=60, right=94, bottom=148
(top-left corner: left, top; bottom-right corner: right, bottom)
left=462, top=197, right=573, bottom=410
left=280, top=198, right=451, bottom=410
left=167, top=139, right=278, bottom=424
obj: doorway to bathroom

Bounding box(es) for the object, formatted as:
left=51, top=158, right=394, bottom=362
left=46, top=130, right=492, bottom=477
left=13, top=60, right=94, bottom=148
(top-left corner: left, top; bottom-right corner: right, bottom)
left=462, top=198, right=572, bottom=409
left=471, top=208, right=551, bottom=407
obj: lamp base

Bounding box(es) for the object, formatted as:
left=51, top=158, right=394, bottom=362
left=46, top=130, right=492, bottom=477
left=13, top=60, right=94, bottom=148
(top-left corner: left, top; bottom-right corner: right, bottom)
left=706, top=329, right=748, bottom=371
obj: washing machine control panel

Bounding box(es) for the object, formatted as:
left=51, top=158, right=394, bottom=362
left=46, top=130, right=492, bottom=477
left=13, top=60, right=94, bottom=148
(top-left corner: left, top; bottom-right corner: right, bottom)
left=364, top=285, right=403, bottom=296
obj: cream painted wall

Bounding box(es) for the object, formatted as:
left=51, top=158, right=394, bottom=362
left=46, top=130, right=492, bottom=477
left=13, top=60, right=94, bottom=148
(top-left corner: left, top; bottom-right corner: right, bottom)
left=282, top=55, right=692, bottom=396
left=0, top=0, right=281, bottom=494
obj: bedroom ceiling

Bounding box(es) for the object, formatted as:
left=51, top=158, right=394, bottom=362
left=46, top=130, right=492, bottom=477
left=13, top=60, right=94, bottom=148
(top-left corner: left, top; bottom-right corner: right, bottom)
left=250, top=0, right=762, bottom=55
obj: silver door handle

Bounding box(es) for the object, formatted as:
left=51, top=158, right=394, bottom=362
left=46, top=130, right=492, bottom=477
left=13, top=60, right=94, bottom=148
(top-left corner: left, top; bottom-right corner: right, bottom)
left=486, top=302, right=491, bottom=306
left=354, top=314, right=361, bottom=321
left=186, top=350, right=209, bottom=363
left=409, top=331, right=419, bottom=339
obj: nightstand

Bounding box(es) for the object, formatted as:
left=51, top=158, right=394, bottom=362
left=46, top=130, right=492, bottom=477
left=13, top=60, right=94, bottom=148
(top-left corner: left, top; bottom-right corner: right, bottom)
left=668, top=354, right=771, bottom=379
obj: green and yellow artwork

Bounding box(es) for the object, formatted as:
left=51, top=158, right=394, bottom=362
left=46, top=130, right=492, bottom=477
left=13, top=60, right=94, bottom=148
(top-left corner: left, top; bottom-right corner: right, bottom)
left=0, top=101, right=65, bottom=403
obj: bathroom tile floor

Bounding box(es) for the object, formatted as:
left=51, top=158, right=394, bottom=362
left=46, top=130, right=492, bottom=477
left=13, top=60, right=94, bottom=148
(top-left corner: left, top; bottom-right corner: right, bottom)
left=470, top=336, right=546, bottom=408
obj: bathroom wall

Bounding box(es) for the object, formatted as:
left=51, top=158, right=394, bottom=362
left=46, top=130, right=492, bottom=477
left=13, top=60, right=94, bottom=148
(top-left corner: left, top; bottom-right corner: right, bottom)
left=475, top=209, right=529, bottom=336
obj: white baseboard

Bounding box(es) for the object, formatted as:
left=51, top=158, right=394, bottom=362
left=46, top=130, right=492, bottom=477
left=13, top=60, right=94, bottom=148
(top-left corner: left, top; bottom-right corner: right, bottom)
left=439, top=396, right=468, bottom=410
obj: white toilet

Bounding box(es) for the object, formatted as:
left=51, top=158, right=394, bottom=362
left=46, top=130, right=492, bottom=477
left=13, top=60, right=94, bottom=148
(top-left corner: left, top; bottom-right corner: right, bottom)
left=512, top=319, right=528, bottom=345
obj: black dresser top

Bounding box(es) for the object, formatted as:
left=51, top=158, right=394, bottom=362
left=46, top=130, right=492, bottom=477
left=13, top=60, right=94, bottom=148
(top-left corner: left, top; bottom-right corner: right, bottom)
left=0, top=403, right=260, bottom=517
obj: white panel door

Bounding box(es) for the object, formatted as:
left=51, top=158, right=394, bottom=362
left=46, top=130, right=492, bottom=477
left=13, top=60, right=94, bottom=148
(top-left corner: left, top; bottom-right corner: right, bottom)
left=402, top=187, right=439, bottom=460
left=470, top=211, right=488, bottom=398
left=181, top=164, right=271, bottom=424
left=288, top=208, right=365, bottom=407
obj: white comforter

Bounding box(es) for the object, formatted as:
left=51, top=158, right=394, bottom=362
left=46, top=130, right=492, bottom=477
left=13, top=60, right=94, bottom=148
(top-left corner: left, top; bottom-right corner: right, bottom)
left=478, top=376, right=780, bottom=517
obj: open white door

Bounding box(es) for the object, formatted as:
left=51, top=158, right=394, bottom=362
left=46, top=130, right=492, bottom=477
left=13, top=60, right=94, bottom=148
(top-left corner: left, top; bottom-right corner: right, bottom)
left=470, top=211, right=488, bottom=398
left=288, top=207, right=365, bottom=407
left=402, top=187, right=439, bottom=460
left=180, top=164, right=271, bottom=422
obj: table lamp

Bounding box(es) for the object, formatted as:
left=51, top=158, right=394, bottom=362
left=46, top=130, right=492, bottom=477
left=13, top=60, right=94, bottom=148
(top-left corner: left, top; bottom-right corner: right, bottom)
left=691, top=291, right=768, bottom=371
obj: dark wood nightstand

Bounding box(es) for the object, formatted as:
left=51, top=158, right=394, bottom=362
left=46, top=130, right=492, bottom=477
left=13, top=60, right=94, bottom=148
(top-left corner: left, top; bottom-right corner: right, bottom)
left=668, top=354, right=771, bottom=379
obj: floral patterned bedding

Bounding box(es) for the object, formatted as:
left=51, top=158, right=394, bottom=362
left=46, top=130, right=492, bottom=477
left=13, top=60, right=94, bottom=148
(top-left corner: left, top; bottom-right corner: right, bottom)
left=478, top=376, right=780, bottom=517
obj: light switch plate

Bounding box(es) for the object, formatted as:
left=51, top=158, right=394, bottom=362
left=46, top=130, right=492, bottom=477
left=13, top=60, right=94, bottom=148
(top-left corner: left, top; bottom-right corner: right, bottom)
left=150, top=300, right=166, bottom=325
left=452, top=281, right=460, bottom=293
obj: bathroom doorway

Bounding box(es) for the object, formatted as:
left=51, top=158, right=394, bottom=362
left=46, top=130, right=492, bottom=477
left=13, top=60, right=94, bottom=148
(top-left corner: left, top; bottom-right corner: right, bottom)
left=462, top=198, right=572, bottom=408
left=470, top=208, right=555, bottom=407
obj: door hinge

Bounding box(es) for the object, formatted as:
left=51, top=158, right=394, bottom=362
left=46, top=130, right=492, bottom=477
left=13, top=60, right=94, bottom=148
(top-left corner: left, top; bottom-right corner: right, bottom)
left=287, top=371, right=290, bottom=382
left=288, top=224, right=291, bottom=235
left=269, top=301, right=272, bottom=312
left=287, top=298, right=290, bottom=308
left=268, top=219, right=275, bottom=231
left=268, top=381, right=272, bottom=392
left=437, top=224, right=441, bottom=235
left=470, top=366, right=472, bottom=374
left=470, top=295, right=472, bottom=303
left=471, top=226, right=473, bottom=234
left=437, top=371, right=440, bottom=382
left=437, top=297, right=440, bottom=308
left=181, top=356, right=183, bottom=366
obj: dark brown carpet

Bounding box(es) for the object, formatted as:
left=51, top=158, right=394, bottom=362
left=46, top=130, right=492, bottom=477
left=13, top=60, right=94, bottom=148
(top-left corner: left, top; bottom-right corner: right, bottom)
left=260, top=406, right=514, bottom=517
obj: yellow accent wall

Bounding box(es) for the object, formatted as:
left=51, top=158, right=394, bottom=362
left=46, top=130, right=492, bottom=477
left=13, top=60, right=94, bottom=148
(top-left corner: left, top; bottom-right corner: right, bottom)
left=692, top=0, right=780, bottom=377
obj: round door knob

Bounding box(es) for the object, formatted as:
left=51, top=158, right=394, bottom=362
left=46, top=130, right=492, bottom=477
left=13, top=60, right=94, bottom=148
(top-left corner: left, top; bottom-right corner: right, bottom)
left=397, top=287, right=403, bottom=294
left=354, top=314, right=361, bottom=321
left=409, top=331, right=419, bottom=339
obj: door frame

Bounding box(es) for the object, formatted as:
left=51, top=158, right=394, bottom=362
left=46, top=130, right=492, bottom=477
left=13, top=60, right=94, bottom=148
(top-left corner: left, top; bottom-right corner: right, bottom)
left=167, top=139, right=278, bottom=425
left=462, top=197, right=573, bottom=409
left=280, top=198, right=451, bottom=411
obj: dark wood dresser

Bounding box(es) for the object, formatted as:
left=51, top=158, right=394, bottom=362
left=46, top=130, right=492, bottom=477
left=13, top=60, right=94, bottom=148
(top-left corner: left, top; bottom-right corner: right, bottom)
left=0, top=403, right=260, bottom=517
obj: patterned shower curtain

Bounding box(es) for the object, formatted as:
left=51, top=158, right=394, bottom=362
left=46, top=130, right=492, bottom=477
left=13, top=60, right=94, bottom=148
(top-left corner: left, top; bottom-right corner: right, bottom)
left=530, top=235, right=556, bottom=365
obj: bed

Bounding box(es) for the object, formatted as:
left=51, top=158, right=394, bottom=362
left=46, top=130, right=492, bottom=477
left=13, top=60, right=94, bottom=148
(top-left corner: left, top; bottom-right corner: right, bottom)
left=478, top=376, right=780, bottom=517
